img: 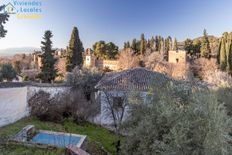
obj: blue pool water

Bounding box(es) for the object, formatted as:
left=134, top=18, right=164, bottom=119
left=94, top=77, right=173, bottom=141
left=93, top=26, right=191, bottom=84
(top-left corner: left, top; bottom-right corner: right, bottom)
left=31, top=132, right=81, bottom=148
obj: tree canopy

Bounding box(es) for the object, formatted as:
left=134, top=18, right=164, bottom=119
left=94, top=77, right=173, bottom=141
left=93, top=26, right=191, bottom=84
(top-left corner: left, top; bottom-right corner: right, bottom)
left=218, top=32, right=232, bottom=73
left=93, top=41, right=119, bottom=59
left=0, top=5, right=9, bottom=39
left=200, top=29, right=211, bottom=58
left=66, top=27, right=84, bottom=72
left=38, top=30, right=57, bottom=83
left=0, top=63, right=17, bottom=81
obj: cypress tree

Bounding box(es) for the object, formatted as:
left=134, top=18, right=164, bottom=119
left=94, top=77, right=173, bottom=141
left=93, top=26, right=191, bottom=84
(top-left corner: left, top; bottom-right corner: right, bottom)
left=140, top=33, right=146, bottom=55
left=127, top=41, right=130, bottom=48
left=66, top=27, right=84, bottom=72
left=200, top=29, right=211, bottom=58
left=147, top=39, right=151, bottom=49
left=158, top=36, right=163, bottom=52
left=123, top=42, right=127, bottom=49
left=154, top=36, right=159, bottom=51
left=150, top=36, right=155, bottom=50
left=0, top=5, right=9, bottom=38
left=38, top=30, right=57, bottom=83
left=131, top=39, right=137, bottom=51
left=219, top=36, right=227, bottom=70
left=165, top=36, right=172, bottom=52
left=160, top=38, right=165, bottom=56
left=184, top=39, right=194, bottom=55
left=227, top=33, right=232, bottom=73
left=173, top=38, right=178, bottom=51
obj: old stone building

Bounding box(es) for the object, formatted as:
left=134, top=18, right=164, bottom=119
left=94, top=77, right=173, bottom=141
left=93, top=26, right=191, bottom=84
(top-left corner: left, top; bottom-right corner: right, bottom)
left=32, top=49, right=66, bottom=70
left=84, top=48, right=119, bottom=71
left=94, top=67, right=198, bottom=126
left=168, top=50, right=187, bottom=63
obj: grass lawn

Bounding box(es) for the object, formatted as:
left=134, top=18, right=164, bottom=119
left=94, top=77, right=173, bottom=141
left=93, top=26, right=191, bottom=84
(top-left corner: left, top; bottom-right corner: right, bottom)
left=0, top=117, right=118, bottom=155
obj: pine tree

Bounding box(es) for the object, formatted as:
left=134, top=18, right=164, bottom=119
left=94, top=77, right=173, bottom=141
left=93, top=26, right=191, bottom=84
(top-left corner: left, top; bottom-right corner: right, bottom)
left=93, top=41, right=106, bottom=58
left=38, top=30, right=57, bottom=83
left=0, top=5, right=9, bottom=38
left=66, top=27, right=84, bottom=72
left=200, top=29, right=211, bottom=58
left=105, top=42, right=119, bottom=59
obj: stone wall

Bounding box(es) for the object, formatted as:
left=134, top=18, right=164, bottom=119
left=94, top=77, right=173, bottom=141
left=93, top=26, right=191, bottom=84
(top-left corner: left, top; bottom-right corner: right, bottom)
left=168, top=50, right=187, bottom=63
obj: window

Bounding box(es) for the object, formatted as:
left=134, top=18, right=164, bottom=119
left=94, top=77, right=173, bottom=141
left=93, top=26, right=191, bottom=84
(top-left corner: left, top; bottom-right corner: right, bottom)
left=84, top=92, right=91, bottom=101
left=176, top=58, right=179, bottom=63
left=113, top=97, right=123, bottom=109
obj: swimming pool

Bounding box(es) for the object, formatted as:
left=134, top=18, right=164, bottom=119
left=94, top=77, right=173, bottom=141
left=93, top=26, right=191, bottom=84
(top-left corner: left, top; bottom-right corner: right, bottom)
left=31, top=130, right=86, bottom=148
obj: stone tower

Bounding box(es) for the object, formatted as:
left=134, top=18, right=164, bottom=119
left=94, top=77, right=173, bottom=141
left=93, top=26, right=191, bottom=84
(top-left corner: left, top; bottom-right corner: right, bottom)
left=85, top=48, right=96, bottom=68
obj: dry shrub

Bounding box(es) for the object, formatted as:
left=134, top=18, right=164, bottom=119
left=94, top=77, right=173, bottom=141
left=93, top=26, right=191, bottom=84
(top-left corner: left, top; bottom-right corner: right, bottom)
left=192, top=58, right=218, bottom=80
left=145, top=52, right=193, bottom=80
left=144, top=52, right=163, bottom=69
left=171, top=62, right=193, bottom=81
left=118, top=48, right=140, bottom=70
left=29, top=91, right=64, bottom=122
left=28, top=90, right=100, bottom=123
left=153, top=61, right=173, bottom=77
left=67, top=89, right=100, bottom=123
left=192, top=58, right=232, bottom=87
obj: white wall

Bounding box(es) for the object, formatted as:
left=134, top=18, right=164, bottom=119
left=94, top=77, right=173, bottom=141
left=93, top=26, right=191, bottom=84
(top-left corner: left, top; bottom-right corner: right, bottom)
left=0, top=87, right=29, bottom=127
left=27, top=86, right=70, bottom=99
left=94, top=90, right=148, bottom=126
left=0, top=86, right=71, bottom=127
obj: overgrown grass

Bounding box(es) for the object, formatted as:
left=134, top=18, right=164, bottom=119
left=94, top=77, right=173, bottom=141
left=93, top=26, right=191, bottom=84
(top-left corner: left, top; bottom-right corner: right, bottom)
left=0, top=117, right=118, bottom=155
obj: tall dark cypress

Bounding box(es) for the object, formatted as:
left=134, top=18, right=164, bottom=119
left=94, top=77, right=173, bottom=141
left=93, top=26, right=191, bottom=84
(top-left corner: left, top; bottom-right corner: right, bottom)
left=131, top=39, right=137, bottom=51
left=140, top=33, right=146, bottom=55
left=173, top=38, right=178, bottom=51
left=200, top=29, right=211, bottom=58
left=66, top=27, right=84, bottom=72
left=38, top=30, right=57, bottom=83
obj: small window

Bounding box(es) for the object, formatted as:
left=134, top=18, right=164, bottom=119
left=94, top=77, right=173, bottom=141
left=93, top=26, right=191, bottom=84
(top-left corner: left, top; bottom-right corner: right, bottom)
left=85, top=92, right=91, bottom=101
left=113, top=97, right=123, bottom=109
left=176, top=58, right=179, bottom=63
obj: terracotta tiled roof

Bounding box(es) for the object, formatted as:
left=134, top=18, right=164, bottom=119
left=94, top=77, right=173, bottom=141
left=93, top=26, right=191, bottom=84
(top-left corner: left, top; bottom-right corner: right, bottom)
left=95, top=68, right=174, bottom=91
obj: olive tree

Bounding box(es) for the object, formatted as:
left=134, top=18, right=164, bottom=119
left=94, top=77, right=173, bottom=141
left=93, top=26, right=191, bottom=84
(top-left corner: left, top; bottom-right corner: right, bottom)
left=0, top=63, right=17, bottom=81
left=122, top=86, right=232, bottom=155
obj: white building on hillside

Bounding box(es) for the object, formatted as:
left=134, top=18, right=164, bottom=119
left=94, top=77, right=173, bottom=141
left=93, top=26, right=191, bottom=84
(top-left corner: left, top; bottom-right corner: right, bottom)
left=94, top=68, right=175, bottom=126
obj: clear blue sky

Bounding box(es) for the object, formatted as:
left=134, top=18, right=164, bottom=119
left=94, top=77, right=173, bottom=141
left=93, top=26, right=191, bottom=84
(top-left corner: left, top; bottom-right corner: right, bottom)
left=1, top=0, right=232, bottom=51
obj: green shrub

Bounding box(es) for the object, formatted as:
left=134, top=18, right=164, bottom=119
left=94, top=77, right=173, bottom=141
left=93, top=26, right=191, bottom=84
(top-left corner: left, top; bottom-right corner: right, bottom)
left=122, top=89, right=232, bottom=155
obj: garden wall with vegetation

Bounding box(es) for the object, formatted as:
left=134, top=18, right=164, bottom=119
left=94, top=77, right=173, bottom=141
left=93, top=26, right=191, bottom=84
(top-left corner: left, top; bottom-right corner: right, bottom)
left=0, top=82, right=71, bottom=127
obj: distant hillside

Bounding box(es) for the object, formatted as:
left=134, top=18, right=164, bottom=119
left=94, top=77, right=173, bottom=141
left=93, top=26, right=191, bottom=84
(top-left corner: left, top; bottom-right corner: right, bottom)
left=193, top=35, right=219, bottom=41
left=0, top=47, right=40, bottom=56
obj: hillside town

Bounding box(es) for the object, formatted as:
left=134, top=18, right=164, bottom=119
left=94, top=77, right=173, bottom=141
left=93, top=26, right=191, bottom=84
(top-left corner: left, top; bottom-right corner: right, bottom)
left=1, top=1, right=232, bottom=155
